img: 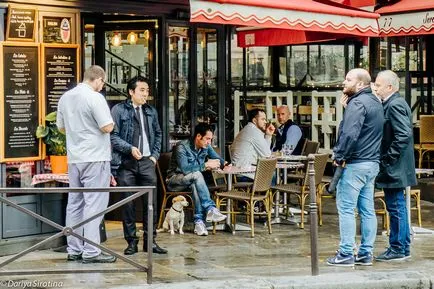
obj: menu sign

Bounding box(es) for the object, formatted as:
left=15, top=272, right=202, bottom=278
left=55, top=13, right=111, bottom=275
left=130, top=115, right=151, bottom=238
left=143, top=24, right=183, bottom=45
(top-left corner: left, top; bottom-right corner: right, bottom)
left=1, top=44, right=41, bottom=162
left=43, top=45, right=79, bottom=114
left=43, top=17, right=72, bottom=44
left=6, top=6, right=37, bottom=41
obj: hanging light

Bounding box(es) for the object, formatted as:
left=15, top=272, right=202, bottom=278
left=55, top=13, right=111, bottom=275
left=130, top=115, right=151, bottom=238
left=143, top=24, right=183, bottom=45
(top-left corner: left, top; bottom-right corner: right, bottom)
left=111, top=33, right=122, bottom=47
left=127, top=32, right=138, bottom=45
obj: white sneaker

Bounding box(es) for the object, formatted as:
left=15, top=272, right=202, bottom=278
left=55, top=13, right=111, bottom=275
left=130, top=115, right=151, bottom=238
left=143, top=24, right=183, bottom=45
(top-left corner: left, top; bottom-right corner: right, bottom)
left=206, top=208, right=227, bottom=223
left=194, top=221, right=208, bottom=236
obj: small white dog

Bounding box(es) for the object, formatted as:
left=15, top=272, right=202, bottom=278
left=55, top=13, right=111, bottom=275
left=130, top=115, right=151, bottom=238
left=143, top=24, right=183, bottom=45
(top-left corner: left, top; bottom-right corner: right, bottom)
left=158, top=195, right=189, bottom=235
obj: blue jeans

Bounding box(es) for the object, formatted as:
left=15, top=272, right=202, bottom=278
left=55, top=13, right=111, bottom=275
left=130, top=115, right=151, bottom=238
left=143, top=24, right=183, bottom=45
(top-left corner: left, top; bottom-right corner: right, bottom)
left=336, top=162, right=379, bottom=256
left=384, top=188, right=410, bottom=255
left=167, top=172, right=215, bottom=223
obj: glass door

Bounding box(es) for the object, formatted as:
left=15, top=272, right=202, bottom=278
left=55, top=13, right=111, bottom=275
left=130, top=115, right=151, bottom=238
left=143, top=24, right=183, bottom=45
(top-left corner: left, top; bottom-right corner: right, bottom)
left=197, top=28, right=218, bottom=146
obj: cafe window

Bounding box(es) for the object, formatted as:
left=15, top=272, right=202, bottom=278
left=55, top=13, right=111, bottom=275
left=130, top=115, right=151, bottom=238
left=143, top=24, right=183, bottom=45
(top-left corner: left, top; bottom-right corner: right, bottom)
left=284, top=44, right=346, bottom=89
left=168, top=26, right=190, bottom=145
left=246, top=47, right=271, bottom=87
left=230, top=33, right=243, bottom=88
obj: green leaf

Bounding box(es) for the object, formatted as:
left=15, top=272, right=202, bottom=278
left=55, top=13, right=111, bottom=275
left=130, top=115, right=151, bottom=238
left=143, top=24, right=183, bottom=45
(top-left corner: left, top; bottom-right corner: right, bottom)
left=45, top=111, right=57, bottom=122
left=36, top=126, right=49, bottom=138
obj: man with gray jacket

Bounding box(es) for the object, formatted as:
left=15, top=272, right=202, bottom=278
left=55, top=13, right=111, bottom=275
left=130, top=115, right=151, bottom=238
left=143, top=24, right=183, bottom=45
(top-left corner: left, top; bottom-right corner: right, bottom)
left=374, top=70, right=416, bottom=261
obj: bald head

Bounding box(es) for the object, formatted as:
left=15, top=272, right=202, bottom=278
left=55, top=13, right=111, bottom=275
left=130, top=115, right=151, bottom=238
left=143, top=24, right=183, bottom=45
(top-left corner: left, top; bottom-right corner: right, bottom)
left=343, top=68, right=372, bottom=97
left=276, top=105, right=291, bottom=125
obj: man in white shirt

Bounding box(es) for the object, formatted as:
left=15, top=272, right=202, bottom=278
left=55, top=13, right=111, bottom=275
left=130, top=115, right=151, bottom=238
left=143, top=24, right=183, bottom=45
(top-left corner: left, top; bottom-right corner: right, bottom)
left=57, top=65, right=116, bottom=264
left=231, top=108, right=275, bottom=180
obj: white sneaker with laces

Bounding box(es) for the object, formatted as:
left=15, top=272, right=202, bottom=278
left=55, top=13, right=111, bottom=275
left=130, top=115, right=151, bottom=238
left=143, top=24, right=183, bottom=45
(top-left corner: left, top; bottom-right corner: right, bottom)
left=194, top=221, right=208, bottom=236
left=206, top=208, right=227, bottom=223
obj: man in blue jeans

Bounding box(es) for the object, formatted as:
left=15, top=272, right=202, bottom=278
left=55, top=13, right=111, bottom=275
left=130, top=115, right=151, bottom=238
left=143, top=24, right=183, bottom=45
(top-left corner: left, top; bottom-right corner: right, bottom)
left=166, top=123, right=227, bottom=236
left=327, top=68, right=384, bottom=267
left=374, top=70, right=416, bottom=261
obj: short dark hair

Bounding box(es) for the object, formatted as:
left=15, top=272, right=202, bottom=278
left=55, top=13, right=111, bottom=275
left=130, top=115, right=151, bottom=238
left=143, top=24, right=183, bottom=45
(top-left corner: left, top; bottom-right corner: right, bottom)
left=127, top=75, right=149, bottom=95
left=194, top=122, right=214, bottom=138
left=248, top=108, right=265, bottom=122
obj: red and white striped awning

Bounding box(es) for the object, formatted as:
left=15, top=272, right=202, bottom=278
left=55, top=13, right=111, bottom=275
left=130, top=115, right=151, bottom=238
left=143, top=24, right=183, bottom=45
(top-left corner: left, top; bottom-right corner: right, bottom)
left=376, top=0, right=434, bottom=36
left=190, top=0, right=380, bottom=37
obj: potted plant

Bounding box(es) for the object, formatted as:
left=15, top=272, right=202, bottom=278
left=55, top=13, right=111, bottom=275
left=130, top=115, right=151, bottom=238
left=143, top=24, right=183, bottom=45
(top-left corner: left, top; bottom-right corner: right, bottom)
left=36, top=111, right=68, bottom=173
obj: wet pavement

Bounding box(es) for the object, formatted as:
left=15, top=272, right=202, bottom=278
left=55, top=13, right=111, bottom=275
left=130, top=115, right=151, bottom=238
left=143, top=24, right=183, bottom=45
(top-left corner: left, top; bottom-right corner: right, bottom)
left=0, top=197, right=434, bottom=288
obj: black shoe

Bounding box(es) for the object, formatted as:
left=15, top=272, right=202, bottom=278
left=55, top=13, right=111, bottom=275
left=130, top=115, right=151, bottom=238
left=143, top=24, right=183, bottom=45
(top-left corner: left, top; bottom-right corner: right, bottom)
left=67, top=253, right=82, bottom=261
left=144, top=242, right=168, bottom=254
left=124, top=240, right=139, bottom=255
left=82, top=253, right=117, bottom=264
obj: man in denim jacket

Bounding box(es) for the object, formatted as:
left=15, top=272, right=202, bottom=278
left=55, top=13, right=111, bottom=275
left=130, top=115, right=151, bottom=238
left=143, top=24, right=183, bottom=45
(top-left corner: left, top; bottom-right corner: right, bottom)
left=111, top=76, right=167, bottom=255
left=166, top=123, right=227, bottom=236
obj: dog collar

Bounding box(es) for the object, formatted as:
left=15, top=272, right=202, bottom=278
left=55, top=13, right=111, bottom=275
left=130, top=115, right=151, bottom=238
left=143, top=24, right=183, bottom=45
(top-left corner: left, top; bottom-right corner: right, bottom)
left=172, top=207, right=182, bottom=213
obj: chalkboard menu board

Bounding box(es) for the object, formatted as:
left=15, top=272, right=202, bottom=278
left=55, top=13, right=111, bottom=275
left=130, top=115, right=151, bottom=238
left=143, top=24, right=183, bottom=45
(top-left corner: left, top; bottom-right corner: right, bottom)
left=1, top=44, right=41, bottom=162
left=6, top=6, right=37, bottom=42
left=43, top=45, right=79, bottom=114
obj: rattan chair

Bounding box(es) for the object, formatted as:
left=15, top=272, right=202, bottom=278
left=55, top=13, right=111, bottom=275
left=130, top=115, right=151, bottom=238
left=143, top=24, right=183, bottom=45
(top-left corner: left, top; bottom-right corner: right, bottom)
left=317, top=175, right=333, bottom=226
left=157, top=152, right=194, bottom=229
left=374, top=190, right=390, bottom=234
left=415, top=115, right=434, bottom=168
left=213, top=158, right=277, bottom=237
left=410, top=189, right=422, bottom=227
left=272, top=154, right=328, bottom=229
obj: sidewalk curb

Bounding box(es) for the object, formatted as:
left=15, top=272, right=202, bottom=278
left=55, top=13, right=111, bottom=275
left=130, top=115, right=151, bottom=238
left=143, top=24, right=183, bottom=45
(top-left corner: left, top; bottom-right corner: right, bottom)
left=142, top=270, right=432, bottom=289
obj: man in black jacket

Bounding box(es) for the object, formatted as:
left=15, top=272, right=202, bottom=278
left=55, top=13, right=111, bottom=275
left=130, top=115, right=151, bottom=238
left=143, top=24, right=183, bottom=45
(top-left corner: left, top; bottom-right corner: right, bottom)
left=327, top=68, right=384, bottom=267
left=374, top=70, right=417, bottom=261
left=111, top=76, right=167, bottom=255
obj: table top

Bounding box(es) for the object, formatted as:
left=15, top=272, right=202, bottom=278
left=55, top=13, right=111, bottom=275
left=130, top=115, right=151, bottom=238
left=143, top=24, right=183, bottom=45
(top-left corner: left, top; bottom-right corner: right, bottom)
left=214, top=166, right=256, bottom=175
left=275, top=155, right=308, bottom=161
left=31, top=173, right=69, bottom=186
left=276, top=162, right=304, bottom=169
left=416, top=168, right=434, bottom=175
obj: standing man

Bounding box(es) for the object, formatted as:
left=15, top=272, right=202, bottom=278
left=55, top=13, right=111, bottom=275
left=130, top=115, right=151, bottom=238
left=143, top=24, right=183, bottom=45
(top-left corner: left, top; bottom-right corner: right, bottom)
left=374, top=70, right=416, bottom=261
left=326, top=68, right=384, bottom=267
left=166, top=123, right=227, bottom=236
left=231, top=108, right=275, bottom=180
left=57, top=65, right=116, bottom=263
left=111, top=76, right=166, bottom=255
left=272, top=105, right=304, bottom=155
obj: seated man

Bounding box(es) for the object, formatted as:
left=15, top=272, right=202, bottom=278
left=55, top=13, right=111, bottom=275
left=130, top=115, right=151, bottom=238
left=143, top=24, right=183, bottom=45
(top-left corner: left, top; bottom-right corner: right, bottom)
left=231, top=108, right=275, bottom=181
left=272, top=105, right=304, bottom=155
left=166, top=123, right=227, bottom=236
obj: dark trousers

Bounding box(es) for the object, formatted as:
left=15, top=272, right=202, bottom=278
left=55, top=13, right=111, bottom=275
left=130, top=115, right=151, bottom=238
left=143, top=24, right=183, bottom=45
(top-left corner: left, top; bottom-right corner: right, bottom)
left=118, top=157, right=157, bottom=244
left=384, top=187, right=411, bottom=255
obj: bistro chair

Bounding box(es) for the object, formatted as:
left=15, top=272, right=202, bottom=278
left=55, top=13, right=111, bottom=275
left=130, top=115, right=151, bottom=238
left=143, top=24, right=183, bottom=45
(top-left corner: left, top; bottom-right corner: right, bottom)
left=157, top=152, right=194, bottom=229
left=272, top=154, right=328, bottom=229
left=284, top=139, right=321, bottom=182
left=227, top=144, right=254, bottom=191
left=410, top=189, right=422, bottom=227
left=414, top=115, right=434, bottom=168
left=374, top=190, right=389, bottom=234
left=316, top=175, right=333, bottom=226
left=213, top=158, right=277, bottom=237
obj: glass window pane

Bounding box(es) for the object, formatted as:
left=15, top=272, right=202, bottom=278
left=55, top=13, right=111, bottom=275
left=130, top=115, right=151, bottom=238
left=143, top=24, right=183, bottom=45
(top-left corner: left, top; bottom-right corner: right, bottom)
left=289, top=45, right=307, bottom=87
left=230, top=32, right=243, bottom=88
left=197, top=28, right=219, bottom=147
left=246, top=47, right=270, bottom=87
left=309, top=45, right=345, bottom=88
left=168, top=26, right=190, bottom=146
left=391, top=37, right=406, bottom=71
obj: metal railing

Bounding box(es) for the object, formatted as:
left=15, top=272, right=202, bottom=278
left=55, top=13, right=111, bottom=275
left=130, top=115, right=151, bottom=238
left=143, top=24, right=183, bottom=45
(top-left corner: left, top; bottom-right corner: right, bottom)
left=0, top=186, right=155, bottom=284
